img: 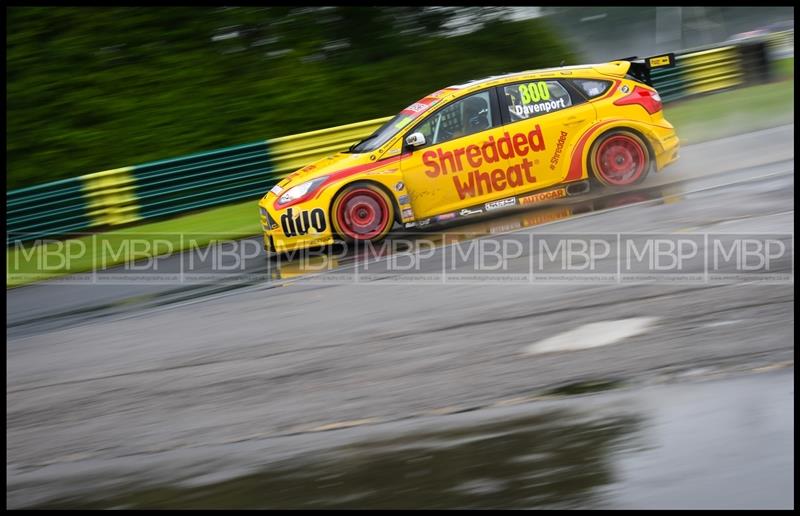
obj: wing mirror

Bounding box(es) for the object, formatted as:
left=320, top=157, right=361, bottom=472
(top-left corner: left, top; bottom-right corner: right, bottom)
left=405, top=132, right=426, bottom=148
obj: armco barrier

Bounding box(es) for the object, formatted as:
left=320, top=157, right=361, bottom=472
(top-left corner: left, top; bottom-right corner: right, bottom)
left=650, top=43, right=757, bottom=101
left=131, top=142, right=273, bottom=221
left=8, top=176, right=94, bottom=243
left=650, top=64, right=688, bottom=102
left=768, top=29, right=794, bottom=59
left=269, top=118, right=390, bottom=177
left=6, top=36, right=790, bottom=245
left=679, top=45, right=743, bottom=95
left=7, top=118, right=389, bottom=244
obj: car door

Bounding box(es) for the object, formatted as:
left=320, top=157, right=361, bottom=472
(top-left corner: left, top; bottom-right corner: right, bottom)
left=498, top=78, right=597, bottom=191
left=400, top=89, right=515, bottom=220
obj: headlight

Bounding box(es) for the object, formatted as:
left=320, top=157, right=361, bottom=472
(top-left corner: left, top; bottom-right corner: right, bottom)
left=276, top=176, right=328, bottom=206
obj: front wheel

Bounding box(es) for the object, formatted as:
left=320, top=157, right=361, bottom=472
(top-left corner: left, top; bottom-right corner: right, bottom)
left=330, top=182, right=395, bottom=243
left=589, top=130, right=651, bottom=187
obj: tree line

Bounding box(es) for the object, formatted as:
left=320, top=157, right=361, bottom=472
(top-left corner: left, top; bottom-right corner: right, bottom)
left=7, top=7, right=576, bottom=188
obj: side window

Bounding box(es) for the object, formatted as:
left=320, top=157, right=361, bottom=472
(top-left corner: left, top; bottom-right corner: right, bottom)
left=412, top=90, right=495, bottom=146
left=503, top=80, right=573, bottom=122
left=572, top=79, right=612, bottom=99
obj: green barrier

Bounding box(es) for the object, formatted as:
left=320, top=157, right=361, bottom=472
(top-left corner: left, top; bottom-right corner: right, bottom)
left=651, top=65, right=688, bottom=102
left=132, top=141, right=274, bottom=221
left=7, top=176, right=93, bottom=244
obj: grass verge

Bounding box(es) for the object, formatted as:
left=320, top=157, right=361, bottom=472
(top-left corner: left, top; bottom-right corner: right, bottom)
left=665, top=77, right=793, bottom=145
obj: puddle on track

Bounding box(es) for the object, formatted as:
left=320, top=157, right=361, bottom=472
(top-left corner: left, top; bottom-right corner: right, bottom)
left=25, top=369, right=793, bottom=509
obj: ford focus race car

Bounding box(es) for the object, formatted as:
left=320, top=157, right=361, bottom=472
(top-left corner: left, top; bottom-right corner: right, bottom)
left=258, top=55, right=680, bottom=253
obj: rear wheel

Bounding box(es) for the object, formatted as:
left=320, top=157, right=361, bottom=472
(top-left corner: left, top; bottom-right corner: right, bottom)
left=330, top=182, right=395, bottom=242
left=589, top=130, right=651, bottom=186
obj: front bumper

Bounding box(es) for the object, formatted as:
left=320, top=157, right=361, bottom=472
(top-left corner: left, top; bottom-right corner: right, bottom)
left=258, top=196, right=336, bottom=253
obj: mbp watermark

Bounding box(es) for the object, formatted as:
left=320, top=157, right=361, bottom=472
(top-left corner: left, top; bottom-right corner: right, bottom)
left=9, top=238, right=88, bottom=272
left=6, top=231, right=794, bottom=286
left=708, top=234, right=793, bottom=282
left=620, top=234, right=705, bottom=282
left=440, top=233, right=528, bottom=283
left=532, top=233, right=617, bottom=282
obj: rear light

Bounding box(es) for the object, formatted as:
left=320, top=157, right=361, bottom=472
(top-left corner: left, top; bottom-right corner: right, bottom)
left=613, top=85, right=662, bottom=114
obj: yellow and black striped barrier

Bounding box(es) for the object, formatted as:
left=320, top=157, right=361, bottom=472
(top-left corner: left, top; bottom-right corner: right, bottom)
left=81, top=166, right=141, bottom=226
left=679, top=46, right=743, bottom=95
left=269, top=117, right=391, bottom=177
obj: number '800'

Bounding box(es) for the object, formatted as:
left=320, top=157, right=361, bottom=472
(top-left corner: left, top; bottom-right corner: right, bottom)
left=519, top=82, right=550, bottom=104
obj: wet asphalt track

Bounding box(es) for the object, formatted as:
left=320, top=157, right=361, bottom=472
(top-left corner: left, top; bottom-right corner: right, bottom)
left=6, top=124, right=795, bottom=508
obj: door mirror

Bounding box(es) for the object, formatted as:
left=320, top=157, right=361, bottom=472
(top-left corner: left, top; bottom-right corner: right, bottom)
left=405, top=132, right=426, bottom=148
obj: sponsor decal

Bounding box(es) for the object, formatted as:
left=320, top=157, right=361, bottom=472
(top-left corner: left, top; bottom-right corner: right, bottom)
left=280, top=207, right=327, bottom=238
left=417, top=218, right=432, bottom=227
left=405, top=102, right=430, bottom=113
left=512, top=98, right=567, bottom=116
left=519, top=188, right=567, bottom=206
left=549, top=131, right=568, bottom=170
left=435, top=212, right=457, bottom=222
left=621, top=85, right=630, bottom=94
left=398, top=195, right=410, bottom=205
left=395, top=181, right=405, bottom=191
left=270, top=184, right=283, bottom=196
left=422, top=126, right=546, bottom=200
left=485, top=197, right=517, bottom=211
left=459, top=208, right=483, bottom=216
left=402, top=208, right=414, bottom=219
left=399, top=97, right=439, bottom=118
left=649, top=55, right=671, bottom=67
left=519, top=81, right=550, bottom=104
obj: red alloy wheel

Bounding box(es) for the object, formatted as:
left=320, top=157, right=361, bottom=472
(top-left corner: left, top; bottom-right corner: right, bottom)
left=593, top=134, right=648, bottom=186
left=335, top=187, right=391, bottom=240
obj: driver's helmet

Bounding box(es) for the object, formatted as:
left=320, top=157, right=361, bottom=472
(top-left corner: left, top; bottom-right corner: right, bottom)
left=463, top=95, right=490, bottom=131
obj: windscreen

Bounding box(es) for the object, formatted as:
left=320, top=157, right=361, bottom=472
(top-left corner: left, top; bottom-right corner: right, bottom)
left=348, top=95, right=443, bottom=153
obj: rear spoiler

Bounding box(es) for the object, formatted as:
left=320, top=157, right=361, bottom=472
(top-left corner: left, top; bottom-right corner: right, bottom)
left=617, top=53, right=676, bottom=87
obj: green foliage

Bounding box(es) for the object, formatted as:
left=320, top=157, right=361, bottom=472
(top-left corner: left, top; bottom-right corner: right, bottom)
left=7, top=7, right=577, bottom=189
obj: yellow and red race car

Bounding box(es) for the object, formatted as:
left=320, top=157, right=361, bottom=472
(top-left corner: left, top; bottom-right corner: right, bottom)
left=258, top=55, right=680, bottom=253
